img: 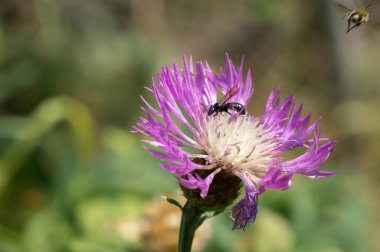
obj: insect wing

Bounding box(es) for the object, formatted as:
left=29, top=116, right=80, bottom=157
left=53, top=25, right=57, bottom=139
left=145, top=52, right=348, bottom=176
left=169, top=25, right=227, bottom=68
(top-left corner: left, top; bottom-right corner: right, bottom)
left=334, top=3, right=352, bottom=14
left=220, top=86, right=240, bottom=104
left=369, top=19, right=380, bottom=30
left=367, top=0, right=376, bottom=8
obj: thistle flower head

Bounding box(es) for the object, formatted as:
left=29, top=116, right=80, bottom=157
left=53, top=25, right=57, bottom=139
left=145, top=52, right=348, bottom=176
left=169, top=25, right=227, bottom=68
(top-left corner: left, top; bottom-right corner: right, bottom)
left=134, top=54, right=336, bottom=230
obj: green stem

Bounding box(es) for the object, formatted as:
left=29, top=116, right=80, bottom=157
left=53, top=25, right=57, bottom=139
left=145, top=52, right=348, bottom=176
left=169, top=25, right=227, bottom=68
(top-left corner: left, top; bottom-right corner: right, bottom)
left=178, top=202, right=207, bottom=252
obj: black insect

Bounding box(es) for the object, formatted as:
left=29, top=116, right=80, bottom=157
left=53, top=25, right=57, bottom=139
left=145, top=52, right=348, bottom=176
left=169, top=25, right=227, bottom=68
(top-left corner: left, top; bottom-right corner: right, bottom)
left=208, top=86, right=246, bottom=116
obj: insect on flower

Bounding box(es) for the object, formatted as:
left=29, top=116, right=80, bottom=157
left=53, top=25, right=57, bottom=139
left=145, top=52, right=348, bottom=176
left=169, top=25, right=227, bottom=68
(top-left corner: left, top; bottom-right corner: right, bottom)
left=335, top=1, right=380, bottom=33
left=208, top=86, right=245, bottom=116
left=134, top=54, right=337, bottom=230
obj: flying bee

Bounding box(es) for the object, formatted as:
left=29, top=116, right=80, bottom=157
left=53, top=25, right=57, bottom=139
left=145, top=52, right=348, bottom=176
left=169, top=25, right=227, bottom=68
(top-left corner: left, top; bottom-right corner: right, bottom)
left=335, top=1, right=380, bottom=33
left=208, top=86, right=246, bottom=116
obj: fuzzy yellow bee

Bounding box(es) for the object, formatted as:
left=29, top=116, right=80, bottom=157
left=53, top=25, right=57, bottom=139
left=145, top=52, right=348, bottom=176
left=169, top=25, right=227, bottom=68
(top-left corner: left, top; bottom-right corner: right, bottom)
left=335, top=1, right=379, bottom=33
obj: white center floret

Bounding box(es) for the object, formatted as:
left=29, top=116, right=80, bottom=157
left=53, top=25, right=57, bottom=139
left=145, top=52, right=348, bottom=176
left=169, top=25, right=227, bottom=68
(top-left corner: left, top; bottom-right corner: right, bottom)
left=202, top=114, right=278, bottom=178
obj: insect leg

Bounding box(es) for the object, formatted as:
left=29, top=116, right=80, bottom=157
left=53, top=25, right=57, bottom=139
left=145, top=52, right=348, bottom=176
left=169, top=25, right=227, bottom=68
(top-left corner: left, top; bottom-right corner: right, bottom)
left=346, top=22, right=361, bottom=33
left=346, top=19, right=352, bottom=33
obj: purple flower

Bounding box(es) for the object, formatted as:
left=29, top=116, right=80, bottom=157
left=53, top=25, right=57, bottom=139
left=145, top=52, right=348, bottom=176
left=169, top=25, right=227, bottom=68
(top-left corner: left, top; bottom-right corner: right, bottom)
left=134, top=54, right=336, bottom=230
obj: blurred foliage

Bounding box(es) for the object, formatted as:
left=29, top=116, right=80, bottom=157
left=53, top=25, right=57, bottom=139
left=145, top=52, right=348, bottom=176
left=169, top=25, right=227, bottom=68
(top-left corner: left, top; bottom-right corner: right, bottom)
left=0, top=0, right=380, bottom=251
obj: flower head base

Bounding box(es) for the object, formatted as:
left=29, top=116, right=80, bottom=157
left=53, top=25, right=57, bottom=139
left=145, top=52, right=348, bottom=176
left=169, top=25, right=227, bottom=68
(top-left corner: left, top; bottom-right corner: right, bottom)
left=134, top=54, right=336, bottom=230
left=180, top=167, right=243, bottom=213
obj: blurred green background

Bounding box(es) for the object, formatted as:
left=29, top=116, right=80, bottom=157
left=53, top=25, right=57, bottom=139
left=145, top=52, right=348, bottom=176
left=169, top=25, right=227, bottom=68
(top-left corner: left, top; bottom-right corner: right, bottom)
left=0, top=0, right=380, bottom=251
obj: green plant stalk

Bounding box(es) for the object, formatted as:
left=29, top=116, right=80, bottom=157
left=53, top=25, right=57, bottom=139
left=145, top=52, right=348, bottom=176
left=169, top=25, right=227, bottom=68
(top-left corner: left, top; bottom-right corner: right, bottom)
left=178, top=201, right=208, bottom=252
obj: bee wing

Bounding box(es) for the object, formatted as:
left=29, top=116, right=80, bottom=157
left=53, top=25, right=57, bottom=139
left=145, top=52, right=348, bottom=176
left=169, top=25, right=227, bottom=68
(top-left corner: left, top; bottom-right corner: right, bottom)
left=367, top=0, right=376, bottom=8
left=334, top=3, right=352, bottom=13
left=220, top=86, right=240, bottom=104
left=368, top=19, right=380, bottom=30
